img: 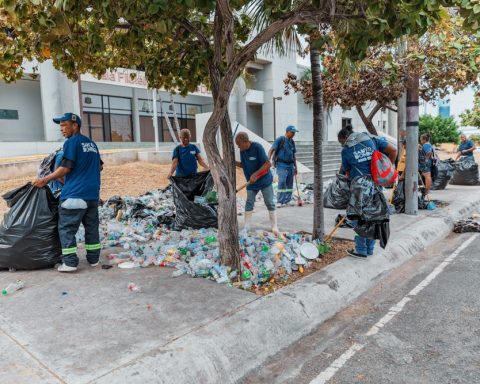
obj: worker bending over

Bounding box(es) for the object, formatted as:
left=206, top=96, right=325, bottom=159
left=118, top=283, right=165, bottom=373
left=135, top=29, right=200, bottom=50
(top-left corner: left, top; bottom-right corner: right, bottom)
left=235, top=132, right=278, bottom=234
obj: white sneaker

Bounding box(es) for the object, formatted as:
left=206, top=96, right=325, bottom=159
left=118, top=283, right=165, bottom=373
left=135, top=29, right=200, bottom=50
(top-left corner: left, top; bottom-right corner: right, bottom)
left=90, top=262, right=99, bottom=267
left=276, top=203, right=284, bottom=208
left=57, top=264, right=77, bottom=272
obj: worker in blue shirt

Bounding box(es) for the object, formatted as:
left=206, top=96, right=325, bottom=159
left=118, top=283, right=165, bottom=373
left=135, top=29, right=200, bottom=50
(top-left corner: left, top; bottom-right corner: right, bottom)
left=235, top=132, right=278, bottom=233
left=268, top=125, right=299, bottom=207
left=456, top=134, right=476, bottom=161
left=33, top=113, right=102, bottom=273
left=168, top=129, right=209, bottom=178
left=338, top=125, right=397, bottom=259
left=419, top=133, right=433, bottom=195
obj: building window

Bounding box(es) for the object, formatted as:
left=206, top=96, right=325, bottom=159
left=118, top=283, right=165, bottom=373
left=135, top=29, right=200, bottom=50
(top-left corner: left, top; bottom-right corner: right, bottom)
left=0, top=109, right=19, bottom=120
left=81, top=93, right=133, bottom=142
left=138, top=99, right=202, bottom=142
left=342, top=118, right=352, bottom=129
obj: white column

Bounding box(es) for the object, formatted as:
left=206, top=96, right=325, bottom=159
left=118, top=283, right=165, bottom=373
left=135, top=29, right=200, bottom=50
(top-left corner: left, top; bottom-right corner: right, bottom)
left=132, top=88, right=141, bottom=143
left=152, top=89, right=160, bottom=151
left=39, top=60, right=78, bottom=141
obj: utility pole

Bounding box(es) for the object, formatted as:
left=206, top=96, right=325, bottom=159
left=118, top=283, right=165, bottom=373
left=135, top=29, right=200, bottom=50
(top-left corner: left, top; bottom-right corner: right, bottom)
left=152, top=89, right=160, bottom=152
left=405, top=74, right=419, bottom=215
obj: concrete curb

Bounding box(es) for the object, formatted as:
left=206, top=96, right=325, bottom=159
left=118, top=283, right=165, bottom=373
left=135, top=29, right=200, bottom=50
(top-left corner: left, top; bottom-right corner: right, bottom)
left=91, top=195, right=480, bottom=384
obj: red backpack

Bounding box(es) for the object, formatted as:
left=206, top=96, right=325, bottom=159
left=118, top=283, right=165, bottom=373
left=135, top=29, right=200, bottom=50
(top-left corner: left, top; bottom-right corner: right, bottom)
left=371, top=149, right=397, bottom=186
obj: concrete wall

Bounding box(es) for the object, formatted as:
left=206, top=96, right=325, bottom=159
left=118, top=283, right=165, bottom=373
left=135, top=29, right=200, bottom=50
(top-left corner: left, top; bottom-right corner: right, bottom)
left=0, top=79, right=44, bottom=141
left=246, top=104, right=263, bottom=137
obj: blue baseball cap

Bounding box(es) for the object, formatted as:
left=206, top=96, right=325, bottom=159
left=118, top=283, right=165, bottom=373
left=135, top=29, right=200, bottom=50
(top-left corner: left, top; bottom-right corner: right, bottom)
left=286, top=125, right=298, bottom=133
left=53, top=112, right=82, bottom=128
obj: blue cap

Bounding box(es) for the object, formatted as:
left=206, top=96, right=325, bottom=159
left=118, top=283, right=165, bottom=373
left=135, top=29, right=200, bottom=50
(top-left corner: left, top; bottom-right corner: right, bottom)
left=53, top=112, right=82, bottom=128
left=286, top=125, right=298, bottom=133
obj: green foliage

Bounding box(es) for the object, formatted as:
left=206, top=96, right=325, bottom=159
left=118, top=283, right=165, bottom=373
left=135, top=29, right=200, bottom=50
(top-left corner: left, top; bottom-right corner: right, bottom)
left=468, top=133, right=480, bottom=143
left=460, top=93, right=480, bottom=128
left=419, top=114, right=460, bottom=145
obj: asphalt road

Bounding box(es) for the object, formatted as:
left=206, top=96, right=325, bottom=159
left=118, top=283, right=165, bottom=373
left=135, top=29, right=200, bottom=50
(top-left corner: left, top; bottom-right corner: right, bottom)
left=240, top=232, right=480, bottom=384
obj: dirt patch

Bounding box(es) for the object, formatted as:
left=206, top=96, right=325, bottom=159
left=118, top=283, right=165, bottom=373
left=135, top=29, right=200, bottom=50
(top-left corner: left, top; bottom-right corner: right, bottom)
left=246, top=239, right=353, bottom=296
left=0, top=161, right=247, bottom=216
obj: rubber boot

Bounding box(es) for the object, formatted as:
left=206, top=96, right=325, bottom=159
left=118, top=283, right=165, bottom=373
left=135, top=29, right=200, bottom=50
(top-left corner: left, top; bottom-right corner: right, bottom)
left=244, top=211, right=253, bottom=231
left=269, top=210, right=279, bottom=234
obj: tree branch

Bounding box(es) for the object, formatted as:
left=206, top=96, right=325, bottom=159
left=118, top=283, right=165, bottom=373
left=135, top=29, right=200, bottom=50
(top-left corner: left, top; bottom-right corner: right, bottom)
left=217, top=0, right=235, bottom=65
left=367, top=103, right=382, bottom=121
left=178, top=18, right=210, bottom=50
left=384, top=104, right=398, bottom=113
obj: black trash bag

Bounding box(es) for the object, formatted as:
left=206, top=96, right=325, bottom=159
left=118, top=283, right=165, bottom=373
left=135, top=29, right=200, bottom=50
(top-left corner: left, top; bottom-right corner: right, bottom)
left=106, top=195, right=125, bottom=216
left=171, top=171, right=218, bottom=230
left=347, top=177, right=389, bottom=222
left=354, top=221, right=390, bottom=249
left=323, top=174, right=350, bottom=209
left=0, top=183, right=62, bottom=270
left=37, top=149, right=61, bottom=178
left=2, top=183, right=32, bottom=208
left=450, top=159, right=479, bottom=186
left=335, top=214, right=354, bottom=228
left=431, top=160, right=455, bottom=190
left=393, top=181, right=430, bottom=213
left=392, top=181, right=405, bottom=213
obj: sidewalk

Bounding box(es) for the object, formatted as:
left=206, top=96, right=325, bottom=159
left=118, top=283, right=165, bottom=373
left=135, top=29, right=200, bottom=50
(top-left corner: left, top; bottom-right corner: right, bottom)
left=1, top=185, right=479, bottom=384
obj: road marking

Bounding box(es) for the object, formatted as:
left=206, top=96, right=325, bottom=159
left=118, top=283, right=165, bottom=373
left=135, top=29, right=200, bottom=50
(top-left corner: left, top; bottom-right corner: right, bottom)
left=309, top=343, right=364, bottom=384
left=309, top=234, right=478, bottom=384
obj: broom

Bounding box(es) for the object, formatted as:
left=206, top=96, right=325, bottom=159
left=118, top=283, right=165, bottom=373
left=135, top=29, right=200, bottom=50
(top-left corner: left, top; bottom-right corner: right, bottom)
left=236, top=168, right=269, bottom=193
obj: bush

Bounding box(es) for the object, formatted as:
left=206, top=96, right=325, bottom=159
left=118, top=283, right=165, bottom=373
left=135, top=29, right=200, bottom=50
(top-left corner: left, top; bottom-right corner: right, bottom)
left=419, top=115, right=460, bottom=145
left=469, top=134, right=480, bottom=144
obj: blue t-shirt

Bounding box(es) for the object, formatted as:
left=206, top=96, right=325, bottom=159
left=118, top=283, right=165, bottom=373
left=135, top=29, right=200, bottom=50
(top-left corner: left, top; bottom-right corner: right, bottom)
left=173, top=144, right=200, bottom=177
left=60, top=134, right=101, bottom=201
left=271, top=136, right=296, bottom=164
left=419, top=143, right=433, bottom=165
left=459, top=140, right=475, bottom=158
left=341, top=137, right=388, bottom=179
left=240, top=142, right=273, bottom=191
left=48, top=150, right=64, bottom=192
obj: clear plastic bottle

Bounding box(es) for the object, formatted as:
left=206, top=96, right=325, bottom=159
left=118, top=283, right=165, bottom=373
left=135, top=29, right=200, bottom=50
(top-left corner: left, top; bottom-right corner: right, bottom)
left=2, top=280, right=25, bottom=296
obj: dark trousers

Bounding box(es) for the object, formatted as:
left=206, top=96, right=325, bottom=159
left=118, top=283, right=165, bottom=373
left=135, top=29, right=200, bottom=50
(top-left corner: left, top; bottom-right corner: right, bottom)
left=58, top=200, right=101, bottom=267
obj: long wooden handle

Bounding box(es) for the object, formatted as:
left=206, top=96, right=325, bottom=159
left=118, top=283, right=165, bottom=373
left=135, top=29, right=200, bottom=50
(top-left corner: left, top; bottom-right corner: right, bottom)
left=325, top=216, right=346, bottom=242
left=236, top=182, right=249, bottom=193
left=236, top=168, right=269, bottom=193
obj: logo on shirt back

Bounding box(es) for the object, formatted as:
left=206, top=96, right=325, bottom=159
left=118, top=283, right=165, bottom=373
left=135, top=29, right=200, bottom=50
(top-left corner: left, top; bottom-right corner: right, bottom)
left=190, top=151, right=196, bottom=155
left=353, top=147, right=373, bottom=163
left=82, top=143, right=98, bottom=153
left=249, top=157, right=257, bottom=161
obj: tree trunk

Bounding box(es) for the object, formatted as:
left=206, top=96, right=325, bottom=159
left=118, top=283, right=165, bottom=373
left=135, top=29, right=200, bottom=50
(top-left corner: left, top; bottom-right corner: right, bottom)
left=405, top=74, right=419, bottom=215
left=310, top=46, right=325, bottom=239
left=355, top=105, right=379, bottom=136
left=170, top=94, right=182, bottom=139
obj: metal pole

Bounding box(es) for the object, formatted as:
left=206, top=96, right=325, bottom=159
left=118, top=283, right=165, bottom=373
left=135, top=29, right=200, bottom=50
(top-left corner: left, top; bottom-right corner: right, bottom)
left=405, top=74, right=419, bottom=215
left=152, top=89, right=159, bottom=152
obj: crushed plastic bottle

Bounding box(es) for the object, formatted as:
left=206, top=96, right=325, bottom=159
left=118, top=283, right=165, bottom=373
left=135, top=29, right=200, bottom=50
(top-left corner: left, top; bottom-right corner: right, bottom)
left=2, top=280, right=25, bottom=296
left=127, top=282, right=141, bottom=292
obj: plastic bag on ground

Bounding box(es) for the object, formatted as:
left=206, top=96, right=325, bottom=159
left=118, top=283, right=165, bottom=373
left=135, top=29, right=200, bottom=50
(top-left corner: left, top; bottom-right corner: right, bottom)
left=171, top=171, right=218, bottom=230
left=449, top=159, right=479, bottom=186
left=323, top=174, right=350, bottom=209
left=431, top=160, right=455, bottom=190
left=0, top=183, right=62, bottom=270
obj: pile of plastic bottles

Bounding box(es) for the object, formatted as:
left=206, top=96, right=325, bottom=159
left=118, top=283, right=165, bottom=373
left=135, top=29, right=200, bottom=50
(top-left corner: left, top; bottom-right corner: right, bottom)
left=75, top=187, right=325, bottom=289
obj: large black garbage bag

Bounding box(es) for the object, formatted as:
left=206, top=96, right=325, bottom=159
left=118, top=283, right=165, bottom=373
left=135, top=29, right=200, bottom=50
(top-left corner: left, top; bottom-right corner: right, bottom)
left=171, top=171, right=218, bottom=230
left=37, top=149, right=61, bottom=178
left=323, top=174, right=350, bottom=209
left=431, top=160, right=455, bottom=190
left=0, top=183, right=62, bottom=270
left=354, top=221, right=390, bottom=249
left=347, top=177, right=389, bottom=222
left=449, top=159, right=479, bottom=185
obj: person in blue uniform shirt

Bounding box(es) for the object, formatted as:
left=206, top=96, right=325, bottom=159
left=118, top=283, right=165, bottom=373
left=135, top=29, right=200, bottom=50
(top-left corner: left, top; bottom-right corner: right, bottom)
left=33, top=113, right=102, bottom=273
left=338, top=125, right=397, bottom=259
left=456, top=134, right=476, bottom=161
left=419, top=133, right=433, bottom=195
left=168, top=129, right=209, bottom=178
left=235, top=132, right=278, bottom=234
left=269, top=125, right=299, bottom=207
